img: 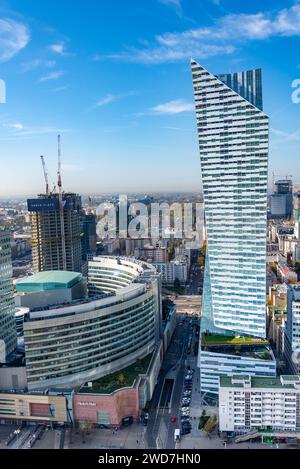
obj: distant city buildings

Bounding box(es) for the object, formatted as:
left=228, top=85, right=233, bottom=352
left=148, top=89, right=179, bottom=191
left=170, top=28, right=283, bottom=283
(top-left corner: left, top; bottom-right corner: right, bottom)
left=153, top=257, right=188, bottom=285
left=0, top=230, right=17, bottom=361
left=28, top=193, right=82, bottom=273
left=191, top=60, right=274, bottom=401
left=270, top=179, right=293, bottom=219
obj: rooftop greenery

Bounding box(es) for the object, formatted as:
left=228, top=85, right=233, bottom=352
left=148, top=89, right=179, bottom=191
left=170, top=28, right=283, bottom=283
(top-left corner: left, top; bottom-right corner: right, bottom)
left=202, top=334, right=269, bottom=346
left=80, top=353, right=153, bottom=394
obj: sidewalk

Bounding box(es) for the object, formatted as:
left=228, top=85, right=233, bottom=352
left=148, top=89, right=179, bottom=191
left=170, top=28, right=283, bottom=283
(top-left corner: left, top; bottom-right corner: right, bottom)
left=64, top=423, right=148, bottom=449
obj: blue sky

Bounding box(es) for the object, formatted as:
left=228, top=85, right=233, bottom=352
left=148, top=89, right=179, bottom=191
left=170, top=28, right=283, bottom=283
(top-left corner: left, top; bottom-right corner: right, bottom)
left=0, top=0, right=300, bottom=196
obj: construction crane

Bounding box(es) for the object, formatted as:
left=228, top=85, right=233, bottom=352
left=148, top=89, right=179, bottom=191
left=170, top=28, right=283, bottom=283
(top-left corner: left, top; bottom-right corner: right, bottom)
left=40, top=155, right=49, bottom=196
left=57, top=134, right=67, bottom=271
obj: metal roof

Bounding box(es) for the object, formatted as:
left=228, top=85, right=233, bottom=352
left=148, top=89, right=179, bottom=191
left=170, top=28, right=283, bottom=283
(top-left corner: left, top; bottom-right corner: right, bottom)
left=16, top=271, right=82, bottom=292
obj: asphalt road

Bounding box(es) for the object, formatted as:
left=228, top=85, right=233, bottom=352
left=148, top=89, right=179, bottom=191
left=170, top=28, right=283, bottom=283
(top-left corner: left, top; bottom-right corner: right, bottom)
left=145, top=318, right=191, bottom=449
left=185, top=265, right=203, bottom=295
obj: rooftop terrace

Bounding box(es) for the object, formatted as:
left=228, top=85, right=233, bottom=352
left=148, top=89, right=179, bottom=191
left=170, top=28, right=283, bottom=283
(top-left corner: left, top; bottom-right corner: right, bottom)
left=79, top=353, right=153, bottom=394
left=220, top=375, right=300, bottom=389
left=202, top=334, right=269, bottom=347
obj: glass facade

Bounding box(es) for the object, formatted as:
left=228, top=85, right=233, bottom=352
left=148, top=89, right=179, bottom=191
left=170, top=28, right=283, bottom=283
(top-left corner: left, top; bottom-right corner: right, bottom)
left=24, top=257, right=161, bottom=390
left=0, top=230, right=17, bottom=359
left=191, top=60, right=269, bottom=339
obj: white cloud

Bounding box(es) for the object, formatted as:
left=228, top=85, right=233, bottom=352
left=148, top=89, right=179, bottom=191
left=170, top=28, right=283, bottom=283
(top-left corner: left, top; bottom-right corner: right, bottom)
left=159, top=0, right=182, bottom=17
left=101, top=3, right=300, bottom=64
left=271, top=127, right=300, bottom=142
left=21, top=59, right=56, bottom=72
left=49, top=42, right=73, bottom=56
left=39, top=70, right=64, bottom=82
left=7, top=125, right=68, bottom=137
left=51, top=85, right=69, bottom=92
left=49, top=43, right=65, bottom=55
left=95, top=94, right=117, bottom=107
left=0, top=18, right=30, bottom=63
left=95, top=90, right=138, bottom=108
left=3, top=121, right=24, bottom=130
left=8, top=122, right=24, bottom=130
left=151, top=99, right=194, bottom=114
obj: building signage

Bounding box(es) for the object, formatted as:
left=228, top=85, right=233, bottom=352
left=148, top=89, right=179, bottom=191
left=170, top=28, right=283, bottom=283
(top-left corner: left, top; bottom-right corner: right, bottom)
left=27, top=198, right=59, bottom=212
left=77, top=402, right=96, bottom=406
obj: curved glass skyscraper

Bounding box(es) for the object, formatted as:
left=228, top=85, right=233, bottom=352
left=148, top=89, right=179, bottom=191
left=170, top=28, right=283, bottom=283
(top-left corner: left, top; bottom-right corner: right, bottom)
left=191, top=60, right=276, bottom=399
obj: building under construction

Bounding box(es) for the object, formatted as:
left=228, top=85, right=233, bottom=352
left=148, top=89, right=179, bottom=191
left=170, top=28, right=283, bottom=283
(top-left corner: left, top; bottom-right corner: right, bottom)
left=28, top=193, right=83, bottom=273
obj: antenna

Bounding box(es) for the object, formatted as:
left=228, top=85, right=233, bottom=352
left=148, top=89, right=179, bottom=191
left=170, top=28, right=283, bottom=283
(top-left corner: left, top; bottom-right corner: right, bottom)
left=57, top=134, right=67, bottom=270
left=40, top=155, right=49, bottom=196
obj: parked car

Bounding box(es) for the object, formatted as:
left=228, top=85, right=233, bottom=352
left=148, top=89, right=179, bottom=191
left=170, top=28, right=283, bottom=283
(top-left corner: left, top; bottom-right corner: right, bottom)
left=122, top=416, right=133, bottom=427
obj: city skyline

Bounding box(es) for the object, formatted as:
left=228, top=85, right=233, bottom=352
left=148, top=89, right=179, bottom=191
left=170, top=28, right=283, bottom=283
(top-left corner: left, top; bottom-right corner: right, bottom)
left=0, top=0, right=300, bottom=195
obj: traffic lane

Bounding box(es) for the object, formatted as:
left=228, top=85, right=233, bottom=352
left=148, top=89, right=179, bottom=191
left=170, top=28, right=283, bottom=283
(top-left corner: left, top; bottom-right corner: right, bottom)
left=163, top=322, right=191, bottom=448
left=146, top=323, right=186, bottom=447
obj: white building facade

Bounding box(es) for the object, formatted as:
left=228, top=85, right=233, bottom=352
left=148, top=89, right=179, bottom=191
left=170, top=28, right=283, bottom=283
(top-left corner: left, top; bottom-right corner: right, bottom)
left=219, top=375, right=300, bottom=433
left=285, top=285, right=300, bottom=375
left=152, top=257, right=188, bottom=285
left=191, top=61, right=272, bottom=400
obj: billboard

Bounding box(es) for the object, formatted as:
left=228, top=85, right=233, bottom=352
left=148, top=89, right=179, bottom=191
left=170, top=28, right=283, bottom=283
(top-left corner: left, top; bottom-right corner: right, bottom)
left=27, top=198, right=59, bottom=212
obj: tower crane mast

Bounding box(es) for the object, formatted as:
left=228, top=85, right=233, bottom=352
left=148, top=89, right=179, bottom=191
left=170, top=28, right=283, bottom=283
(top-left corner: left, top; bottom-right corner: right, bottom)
left=40, top=155, right=49, bottom=196
left=57, top=134, right=67, bottom=270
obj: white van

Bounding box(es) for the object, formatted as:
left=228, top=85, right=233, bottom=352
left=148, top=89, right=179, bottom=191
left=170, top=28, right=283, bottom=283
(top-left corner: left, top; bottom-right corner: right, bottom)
left=174, top=429, right=181, bottom=442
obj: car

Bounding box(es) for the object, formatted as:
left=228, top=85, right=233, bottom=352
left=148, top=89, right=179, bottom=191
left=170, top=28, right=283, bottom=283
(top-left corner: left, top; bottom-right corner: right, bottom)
left=170, top=416, right=177, bottom=423
left=181, top=422, right=191, bottom=427
left=122, top=416, right=133, bottom=427
left=180, top=428, right=191, bottom=435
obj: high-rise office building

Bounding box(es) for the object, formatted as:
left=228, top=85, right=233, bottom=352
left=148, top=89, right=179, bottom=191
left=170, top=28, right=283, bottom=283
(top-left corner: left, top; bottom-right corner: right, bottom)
left=270, top=179, right=293, bottom=219
left=0, top=230, right=17, bottom=361
left=80, top=213, right=97, bottom=260
left=28, top=193, right=83, bottom=273
left=191, top=60, right=275, bottom=401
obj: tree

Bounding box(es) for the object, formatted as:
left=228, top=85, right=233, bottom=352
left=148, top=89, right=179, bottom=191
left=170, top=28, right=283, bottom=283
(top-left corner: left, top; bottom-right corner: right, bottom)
left=201, top=241, right=207, bottom=258
left=174, top=277, right=181, bottom=293
left=295, top=261, right=300, bottom=280
left=203, top=414, right=217, bottom=433
left=118, top=372, right=125, bottom=385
